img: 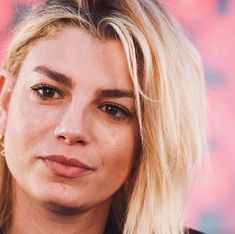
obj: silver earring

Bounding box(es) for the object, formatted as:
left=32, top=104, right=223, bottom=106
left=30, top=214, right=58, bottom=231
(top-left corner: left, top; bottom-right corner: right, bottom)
left=0, top=134, right=5, bottom=157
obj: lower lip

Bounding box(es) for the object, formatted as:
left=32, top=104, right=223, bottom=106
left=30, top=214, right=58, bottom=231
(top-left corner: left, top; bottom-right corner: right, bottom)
left=43, top=159, right=90, bottom=178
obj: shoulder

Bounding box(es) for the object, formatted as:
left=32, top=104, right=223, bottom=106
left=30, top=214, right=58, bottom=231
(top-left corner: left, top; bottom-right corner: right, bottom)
left=188, top=228, right=206, bottom=234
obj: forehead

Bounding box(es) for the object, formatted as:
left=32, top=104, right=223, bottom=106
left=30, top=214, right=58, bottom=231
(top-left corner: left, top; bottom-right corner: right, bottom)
left=18, top=27, right=133, bottom=90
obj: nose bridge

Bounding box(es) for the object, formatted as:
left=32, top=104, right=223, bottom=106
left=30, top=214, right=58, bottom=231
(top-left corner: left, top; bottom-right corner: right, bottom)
left=62, top=99, right=87, bottom=128
left=54, top=98, right=91, bottom=145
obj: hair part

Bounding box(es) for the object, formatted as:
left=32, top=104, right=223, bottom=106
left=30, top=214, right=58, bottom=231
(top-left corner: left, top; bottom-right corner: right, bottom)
left=1, top=0, right=206, bottom=233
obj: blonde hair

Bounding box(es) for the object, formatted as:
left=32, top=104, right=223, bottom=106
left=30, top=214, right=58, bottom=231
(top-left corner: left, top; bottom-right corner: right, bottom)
left=0, top=0, right=205, bottom=233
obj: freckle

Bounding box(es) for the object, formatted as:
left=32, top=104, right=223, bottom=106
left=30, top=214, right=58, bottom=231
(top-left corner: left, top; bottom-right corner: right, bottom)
left=59, top=184, right=65, bottom=190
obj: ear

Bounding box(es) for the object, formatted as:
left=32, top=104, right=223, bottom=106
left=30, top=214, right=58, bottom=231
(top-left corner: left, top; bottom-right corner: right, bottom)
left=0, top=68, right=14, bottom=134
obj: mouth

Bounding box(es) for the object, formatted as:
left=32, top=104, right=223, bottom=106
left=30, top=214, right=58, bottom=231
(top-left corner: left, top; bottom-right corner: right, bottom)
left=39, top=155, right=93, bottom=178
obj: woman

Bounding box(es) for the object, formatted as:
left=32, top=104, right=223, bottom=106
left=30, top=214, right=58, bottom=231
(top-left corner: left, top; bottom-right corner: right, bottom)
left=0, top=0, right=206, bottom=233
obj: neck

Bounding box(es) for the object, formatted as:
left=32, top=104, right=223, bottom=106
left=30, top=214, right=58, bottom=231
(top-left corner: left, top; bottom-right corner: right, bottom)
left=8, top=186, right=111, bottom=234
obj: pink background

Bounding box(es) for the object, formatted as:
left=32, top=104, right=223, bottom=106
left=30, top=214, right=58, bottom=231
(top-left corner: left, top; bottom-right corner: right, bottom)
left=0, top=0, right=234, bottom=233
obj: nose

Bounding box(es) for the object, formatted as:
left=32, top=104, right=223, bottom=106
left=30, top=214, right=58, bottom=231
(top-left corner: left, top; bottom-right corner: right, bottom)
left=54, top=103, right=91, bottom=145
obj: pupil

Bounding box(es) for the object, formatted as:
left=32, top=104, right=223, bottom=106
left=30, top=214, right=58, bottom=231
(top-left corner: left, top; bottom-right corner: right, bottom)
left=105, top=105, right=118, bottom=115
left=43, top=89, right=55, bottom=98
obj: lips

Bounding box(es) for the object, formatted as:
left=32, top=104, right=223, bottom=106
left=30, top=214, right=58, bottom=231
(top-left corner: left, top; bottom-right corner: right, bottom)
left=40, top=155, right=93, bottom=178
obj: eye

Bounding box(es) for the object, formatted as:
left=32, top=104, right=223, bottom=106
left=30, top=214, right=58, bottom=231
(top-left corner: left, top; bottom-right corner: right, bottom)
left=99, top=103, right=131, bottom=120
left=31, top=83, right=63, bottom=100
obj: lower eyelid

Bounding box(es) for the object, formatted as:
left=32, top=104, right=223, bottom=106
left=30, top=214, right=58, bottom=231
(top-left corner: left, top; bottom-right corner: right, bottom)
left=32, top=83, right=63, bottom=94
left=99, top=105, right=132, bottom=120
left=100, top=103, right=130, bottom=113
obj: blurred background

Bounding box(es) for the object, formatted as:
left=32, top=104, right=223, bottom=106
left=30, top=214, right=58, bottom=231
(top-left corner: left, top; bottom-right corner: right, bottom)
left=0, top=0, right=234, bottom=233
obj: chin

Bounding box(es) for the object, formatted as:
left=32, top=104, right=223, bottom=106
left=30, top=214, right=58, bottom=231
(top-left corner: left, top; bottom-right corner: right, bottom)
left=44, top=201, right=86, bottom=216
left=40, top=192, right=87, bottom=216
left=34, top=182, right=84, bottom=210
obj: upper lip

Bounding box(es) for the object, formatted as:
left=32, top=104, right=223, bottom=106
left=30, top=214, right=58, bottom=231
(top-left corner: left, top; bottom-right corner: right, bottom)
left=39, top=155, right=93, bottom=170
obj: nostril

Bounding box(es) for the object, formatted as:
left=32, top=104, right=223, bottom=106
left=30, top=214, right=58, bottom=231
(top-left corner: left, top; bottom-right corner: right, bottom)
left=55, top=131, right=88, bottom=145
left=75, top=139, right=86, bottom=145
left=58, top=135, right=73, bottom=144
left=58, top=135, right=66, bottom=140
left=54, top=126, right=91, bottom=145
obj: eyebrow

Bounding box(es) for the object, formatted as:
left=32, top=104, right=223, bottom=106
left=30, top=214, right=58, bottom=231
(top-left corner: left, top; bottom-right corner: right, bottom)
left=33, top=65, right=134, bottom=98
left=33, top=65, right=73, bottom=88
left=96, top=89, right=134, bottom=99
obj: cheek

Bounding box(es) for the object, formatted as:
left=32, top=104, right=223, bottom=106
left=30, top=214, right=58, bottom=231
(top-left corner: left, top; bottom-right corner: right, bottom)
left=5, top=89, right=62, bottom=142
left=99, top=126, right=137, bottom=190
left=4, top=94, right=57, bottom=166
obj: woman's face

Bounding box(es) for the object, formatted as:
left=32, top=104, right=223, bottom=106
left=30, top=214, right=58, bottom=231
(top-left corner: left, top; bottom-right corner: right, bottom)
left=2, top=27, right=138, bottom=213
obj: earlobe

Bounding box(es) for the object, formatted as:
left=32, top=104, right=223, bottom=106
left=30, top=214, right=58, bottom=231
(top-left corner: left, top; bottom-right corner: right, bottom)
left=0, top=68, right=14, bottom=133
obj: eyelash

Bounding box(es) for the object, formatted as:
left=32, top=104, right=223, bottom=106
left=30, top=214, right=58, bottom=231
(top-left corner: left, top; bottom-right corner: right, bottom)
left=98, top=102, right=132, bottom=121
left=31, top=83, right=63, bottom=100
left=31, top=84, right=132, bottom=121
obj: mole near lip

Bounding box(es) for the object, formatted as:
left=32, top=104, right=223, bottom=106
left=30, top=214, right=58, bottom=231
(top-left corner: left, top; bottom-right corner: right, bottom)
left=40, top=155, right=93, bottom=178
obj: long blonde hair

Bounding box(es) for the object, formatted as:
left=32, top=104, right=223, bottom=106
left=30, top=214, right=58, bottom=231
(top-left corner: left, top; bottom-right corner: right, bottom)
left=0, top=0, right=205, bottom=233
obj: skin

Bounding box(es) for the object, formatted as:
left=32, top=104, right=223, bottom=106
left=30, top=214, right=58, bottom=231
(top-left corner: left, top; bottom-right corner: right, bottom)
left=0, top=27, right=138, bottom=234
